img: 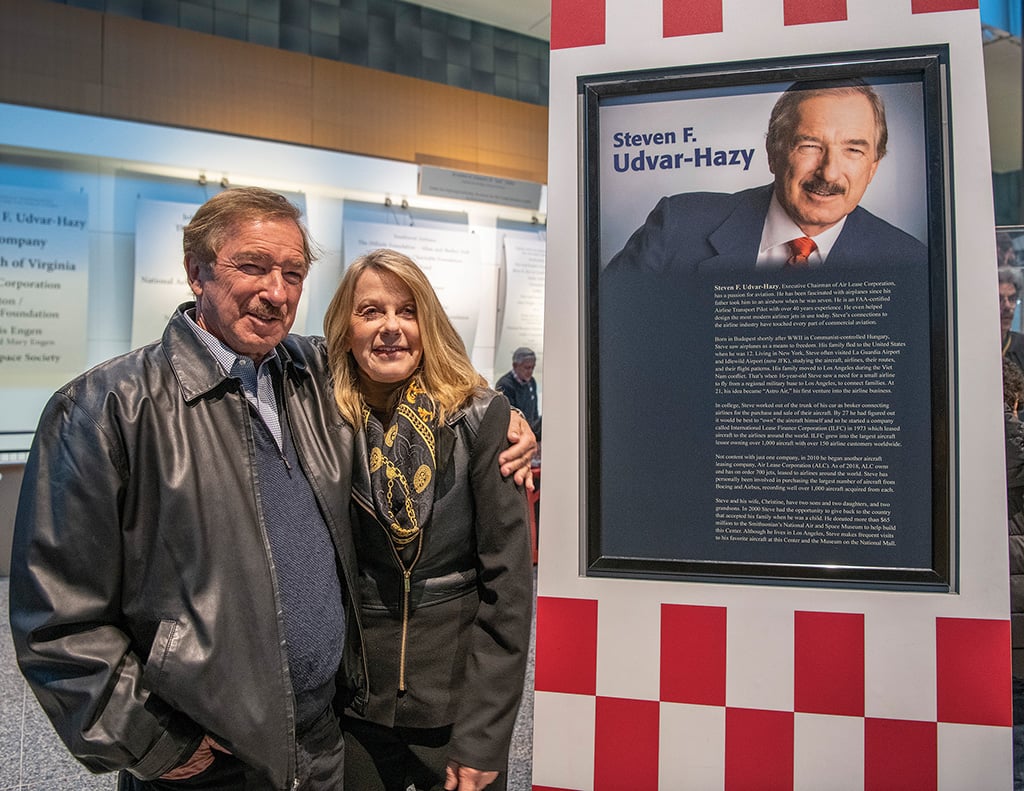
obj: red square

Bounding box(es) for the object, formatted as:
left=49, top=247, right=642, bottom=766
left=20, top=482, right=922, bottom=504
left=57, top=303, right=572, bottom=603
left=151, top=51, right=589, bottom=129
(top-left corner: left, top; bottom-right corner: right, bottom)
left=535, top=596, right=598, bottom=695
left=594, top=697, right=660, bottom=791
left=864, top=718, right=937, bottom=791
left=660, top=604, right=726, bottom=705
left=551, top=0, right=605, bottom=50
left=663, top=0, right=722, bottom=37
left=794, top=611, right=864, bottom=716
left=725, top=708, right=794, bottom=790
left=936, top=617, right=1011, bottom=726
left=783, top=0, right=847, bottom=24
left=911, top=0, right=978, bottom=11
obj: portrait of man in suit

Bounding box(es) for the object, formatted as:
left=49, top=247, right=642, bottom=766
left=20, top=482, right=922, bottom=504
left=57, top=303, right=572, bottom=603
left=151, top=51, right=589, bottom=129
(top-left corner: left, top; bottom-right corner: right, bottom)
left=606, top=77, right=928, bottom=274
left=584, top=53, right=949, bottom=583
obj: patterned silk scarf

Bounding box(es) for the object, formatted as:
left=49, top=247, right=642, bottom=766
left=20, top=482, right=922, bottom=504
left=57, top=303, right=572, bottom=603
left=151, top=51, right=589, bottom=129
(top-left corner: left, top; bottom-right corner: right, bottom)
left=361, top=377, right=438, bottom=547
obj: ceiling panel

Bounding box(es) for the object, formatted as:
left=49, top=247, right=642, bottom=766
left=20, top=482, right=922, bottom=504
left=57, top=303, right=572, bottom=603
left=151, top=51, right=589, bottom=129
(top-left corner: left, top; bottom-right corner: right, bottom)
left=406, top=0, right=551, bottom=40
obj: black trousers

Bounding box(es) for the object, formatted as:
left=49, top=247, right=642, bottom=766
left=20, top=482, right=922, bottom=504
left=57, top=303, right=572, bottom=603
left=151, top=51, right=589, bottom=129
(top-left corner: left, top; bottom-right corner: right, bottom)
left=118, top=708, right=345, bottom=791
left=341, top=715, right=507, bottom=791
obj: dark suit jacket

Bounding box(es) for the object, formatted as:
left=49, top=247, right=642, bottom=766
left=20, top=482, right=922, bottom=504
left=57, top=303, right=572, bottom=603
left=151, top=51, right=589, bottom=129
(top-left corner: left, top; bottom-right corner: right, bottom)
left=607, top=184, right=928, bottom=273
left=1006, top=331, right=1024, bottom=376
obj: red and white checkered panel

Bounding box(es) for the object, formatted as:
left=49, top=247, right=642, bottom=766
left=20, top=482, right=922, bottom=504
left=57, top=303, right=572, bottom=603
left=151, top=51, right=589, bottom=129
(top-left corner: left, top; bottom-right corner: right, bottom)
left=539, top=0, right=1008, bottom=788
left=534, top=598, right=1010, bottom=789
left=550, top=0, right=980, bottom=49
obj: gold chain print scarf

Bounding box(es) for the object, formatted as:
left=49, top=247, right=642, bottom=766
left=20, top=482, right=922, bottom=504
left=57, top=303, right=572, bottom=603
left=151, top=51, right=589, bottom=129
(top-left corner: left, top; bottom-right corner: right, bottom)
left=362, top=377, right=438, bottom=547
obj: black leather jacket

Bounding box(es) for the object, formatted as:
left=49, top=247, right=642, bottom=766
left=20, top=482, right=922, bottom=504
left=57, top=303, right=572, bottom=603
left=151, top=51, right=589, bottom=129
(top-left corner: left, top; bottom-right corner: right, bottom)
left=348, top=391, right=533, bottom=772
left=9, top=304, right=365, bottom=790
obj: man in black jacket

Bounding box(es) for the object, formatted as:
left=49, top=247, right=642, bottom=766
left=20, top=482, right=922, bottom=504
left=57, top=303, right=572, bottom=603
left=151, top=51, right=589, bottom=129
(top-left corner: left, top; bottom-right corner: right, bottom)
left=9, top=187, right=536, bottom=790
left=1000, top=266, right=1024, bottom=374
left=496, top=346, right=541, bottom=440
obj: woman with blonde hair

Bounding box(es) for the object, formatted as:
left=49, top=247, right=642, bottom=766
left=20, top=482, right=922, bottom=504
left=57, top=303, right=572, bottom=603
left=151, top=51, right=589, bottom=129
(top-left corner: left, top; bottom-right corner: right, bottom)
left=324, top=248, right=532, bottom=791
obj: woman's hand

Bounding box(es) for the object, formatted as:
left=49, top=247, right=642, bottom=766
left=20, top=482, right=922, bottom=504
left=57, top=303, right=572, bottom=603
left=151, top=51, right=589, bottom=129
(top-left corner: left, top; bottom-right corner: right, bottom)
left=444, top=760, right=499, bottom=791
left=500, top=410, right=537, bottom=491
left=159, top=735, right=231, bottom=780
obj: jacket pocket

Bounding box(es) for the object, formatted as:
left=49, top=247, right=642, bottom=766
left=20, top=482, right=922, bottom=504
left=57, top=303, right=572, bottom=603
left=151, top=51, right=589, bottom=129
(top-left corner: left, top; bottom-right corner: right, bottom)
left=142, top=619, right=180, bottom=694
left=419, top=569, right=477, bottom=605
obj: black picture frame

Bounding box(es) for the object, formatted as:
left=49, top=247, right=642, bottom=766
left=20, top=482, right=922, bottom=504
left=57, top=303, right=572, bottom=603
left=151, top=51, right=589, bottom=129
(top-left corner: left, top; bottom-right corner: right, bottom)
left=581, top=46, right=953, bottom=589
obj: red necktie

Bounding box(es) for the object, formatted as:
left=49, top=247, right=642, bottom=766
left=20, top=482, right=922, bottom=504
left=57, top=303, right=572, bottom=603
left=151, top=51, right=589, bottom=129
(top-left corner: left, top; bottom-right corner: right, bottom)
left=786, top=236, right=817, bottom=267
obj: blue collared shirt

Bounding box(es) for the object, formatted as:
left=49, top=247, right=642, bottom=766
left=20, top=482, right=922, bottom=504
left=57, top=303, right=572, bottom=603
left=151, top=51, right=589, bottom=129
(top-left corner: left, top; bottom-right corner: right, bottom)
left=184, top=309, right=284, bottom=449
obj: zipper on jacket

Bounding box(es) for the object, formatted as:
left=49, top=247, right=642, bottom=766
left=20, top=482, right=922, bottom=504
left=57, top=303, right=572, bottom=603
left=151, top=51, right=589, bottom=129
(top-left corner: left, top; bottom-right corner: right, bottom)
left=399, top=568, right=412, bottom=691
left=353, top=491, right=422, bottom=693
left=391, top=530, right=422, bottom=693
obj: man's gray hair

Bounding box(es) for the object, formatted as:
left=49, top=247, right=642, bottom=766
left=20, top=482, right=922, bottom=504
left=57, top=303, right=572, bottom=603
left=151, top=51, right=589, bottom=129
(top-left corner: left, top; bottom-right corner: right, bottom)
left=999, top=265, right=1023, bottom=294
left=767, top=77, right=888, bottom=164
left=512, top=347, right=536, bottom=364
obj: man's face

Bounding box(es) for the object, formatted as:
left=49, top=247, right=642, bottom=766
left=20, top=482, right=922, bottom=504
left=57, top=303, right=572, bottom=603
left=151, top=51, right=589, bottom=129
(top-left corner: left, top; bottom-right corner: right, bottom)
left=513, top=359, right=535, bottom=381
left=769, top=91, right=881, bottom=237
left=186, top=218, right=308, bottom=362
left=1001, top=281, right=1019, bottom=335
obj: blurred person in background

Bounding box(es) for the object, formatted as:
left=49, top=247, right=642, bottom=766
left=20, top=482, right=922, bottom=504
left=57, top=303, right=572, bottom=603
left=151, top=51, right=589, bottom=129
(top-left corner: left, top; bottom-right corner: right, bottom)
left=1000, top=266, right=1024, bottom=373
left=496, top=347, right=541, bottom=441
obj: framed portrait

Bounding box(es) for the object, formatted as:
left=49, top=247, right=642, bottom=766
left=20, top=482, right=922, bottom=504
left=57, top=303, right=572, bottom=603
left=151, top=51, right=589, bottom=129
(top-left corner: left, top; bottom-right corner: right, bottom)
left=581, top=46, right=953, bottom=588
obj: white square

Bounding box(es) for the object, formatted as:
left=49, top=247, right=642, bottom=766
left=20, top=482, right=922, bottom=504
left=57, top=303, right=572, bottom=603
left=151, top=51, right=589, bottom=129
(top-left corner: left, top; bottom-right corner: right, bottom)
left=938, top=723, right=1012, bottom=791
left=865, top=614, right=936, bottom=721
left=606, top=0, right=662, bottom=52
left=794, top=713, right=864, bottom=791
left=596, top=592, right=661, bottom=700
left=532, top=691, right=596, bottom=790
left=726, top=605, right=793, bottom=711
left=659, top=702, right=725, bottom=790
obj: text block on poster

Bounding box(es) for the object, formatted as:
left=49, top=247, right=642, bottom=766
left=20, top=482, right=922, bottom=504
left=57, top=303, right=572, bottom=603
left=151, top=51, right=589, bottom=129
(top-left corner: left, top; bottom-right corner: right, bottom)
left=0, top=186, right=89, bottom=382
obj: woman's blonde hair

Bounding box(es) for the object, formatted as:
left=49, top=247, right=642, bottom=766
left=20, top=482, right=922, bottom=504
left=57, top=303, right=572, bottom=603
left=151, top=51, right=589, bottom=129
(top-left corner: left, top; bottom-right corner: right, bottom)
left=324, top=248, right=487, bottom=427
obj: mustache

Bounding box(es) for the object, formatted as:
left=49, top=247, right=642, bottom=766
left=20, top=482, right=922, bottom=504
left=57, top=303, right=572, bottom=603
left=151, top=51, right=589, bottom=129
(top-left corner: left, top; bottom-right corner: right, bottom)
left=802, top=176, right=846, bottom=196
left=250, top=300, right=285, bottom=321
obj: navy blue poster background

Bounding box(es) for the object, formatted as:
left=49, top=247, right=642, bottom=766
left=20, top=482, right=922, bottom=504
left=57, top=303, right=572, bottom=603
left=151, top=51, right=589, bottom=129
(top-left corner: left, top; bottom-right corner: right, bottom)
left=584, top=49, right=950, bottom=587
left=596, top=264, right=935, bottom=576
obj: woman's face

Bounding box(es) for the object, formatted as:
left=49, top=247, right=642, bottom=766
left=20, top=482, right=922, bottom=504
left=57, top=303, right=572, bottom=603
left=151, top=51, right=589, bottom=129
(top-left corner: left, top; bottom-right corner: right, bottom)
left=348, top=268, right=423, bottom=384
